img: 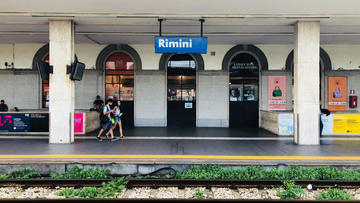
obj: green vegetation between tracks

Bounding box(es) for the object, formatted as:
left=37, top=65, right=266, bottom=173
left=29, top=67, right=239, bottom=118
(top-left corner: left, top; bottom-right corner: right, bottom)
left=315, top=188, right=353, bottom=200
left=0, top=168, right=40, bottom=179
left=57, top=177, right=128, bottom=198
left=50, top=166, right=111, bottom=179
left=3, top=165, right=360, bottom=181
left=276, top=180, right=305, bottom=200
left=176, top=165, right=360, bottom=180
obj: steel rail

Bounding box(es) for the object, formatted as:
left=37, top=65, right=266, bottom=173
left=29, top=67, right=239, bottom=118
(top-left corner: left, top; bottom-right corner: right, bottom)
left=1, top=178, right=360, bottom=189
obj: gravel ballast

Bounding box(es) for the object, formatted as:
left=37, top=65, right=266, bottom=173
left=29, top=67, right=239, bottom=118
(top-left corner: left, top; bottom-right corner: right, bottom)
left=0, top=186, right=357, bottom=200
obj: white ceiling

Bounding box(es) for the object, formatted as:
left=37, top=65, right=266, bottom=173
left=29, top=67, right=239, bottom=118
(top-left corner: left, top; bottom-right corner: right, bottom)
left=0, top=0, right=360, bottom=44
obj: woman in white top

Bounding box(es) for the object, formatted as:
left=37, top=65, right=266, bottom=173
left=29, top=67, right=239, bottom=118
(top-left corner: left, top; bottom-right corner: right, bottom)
left=108, top=100, right=124, bottom=138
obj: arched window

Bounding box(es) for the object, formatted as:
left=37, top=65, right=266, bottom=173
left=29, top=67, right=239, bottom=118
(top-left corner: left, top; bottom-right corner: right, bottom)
left=105, top=52, right=134, bottom=101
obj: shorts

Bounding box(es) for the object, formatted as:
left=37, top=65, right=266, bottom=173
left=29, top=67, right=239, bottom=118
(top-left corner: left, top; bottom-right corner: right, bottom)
left=101, top=121, right=113, bottom=131
left=114, top=116, right=121, bottom=122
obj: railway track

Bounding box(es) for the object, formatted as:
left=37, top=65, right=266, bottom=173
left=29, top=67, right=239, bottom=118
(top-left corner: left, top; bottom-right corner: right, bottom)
left=1, top=178, right=360, bottom=189
left=1, top=179, right=360, bottom=202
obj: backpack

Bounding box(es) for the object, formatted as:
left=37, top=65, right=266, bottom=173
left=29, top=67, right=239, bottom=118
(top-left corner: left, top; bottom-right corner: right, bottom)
left=99, top=106, right=110, bottom=124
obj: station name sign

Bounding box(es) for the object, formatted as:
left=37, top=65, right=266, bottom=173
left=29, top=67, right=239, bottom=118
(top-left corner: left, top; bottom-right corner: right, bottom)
left=154, top=36, right=207, bottom=54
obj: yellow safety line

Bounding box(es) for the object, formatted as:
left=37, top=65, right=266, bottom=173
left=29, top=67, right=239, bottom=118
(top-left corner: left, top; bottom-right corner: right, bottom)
left=0, top=155, right=359, bottom=160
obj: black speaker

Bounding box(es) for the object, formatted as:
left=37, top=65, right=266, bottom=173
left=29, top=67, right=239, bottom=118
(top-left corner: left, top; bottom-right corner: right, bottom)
left=70, top=60, right=86, bottom=81
left=37, top=61, right=52, bottom=80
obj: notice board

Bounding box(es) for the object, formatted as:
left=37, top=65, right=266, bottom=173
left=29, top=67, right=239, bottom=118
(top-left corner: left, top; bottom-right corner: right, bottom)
left=333, top=114, right=360, bottom=134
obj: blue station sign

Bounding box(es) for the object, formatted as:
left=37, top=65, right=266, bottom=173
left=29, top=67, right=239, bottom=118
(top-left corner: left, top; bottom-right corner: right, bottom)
left=154, top=36, right=207, bottom=54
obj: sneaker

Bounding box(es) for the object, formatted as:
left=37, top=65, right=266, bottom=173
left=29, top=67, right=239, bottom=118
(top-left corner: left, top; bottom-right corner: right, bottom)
left=111, top=137, right=120, bottom=142
left=96, top=136, right=102, bottom=141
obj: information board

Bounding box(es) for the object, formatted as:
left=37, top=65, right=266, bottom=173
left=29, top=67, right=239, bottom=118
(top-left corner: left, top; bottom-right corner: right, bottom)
left=333, top=114, right=360, bottom=134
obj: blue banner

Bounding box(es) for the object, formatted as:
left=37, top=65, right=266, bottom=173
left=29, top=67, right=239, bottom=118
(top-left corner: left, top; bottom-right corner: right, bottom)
left=155, top=36, right=207, bottom=54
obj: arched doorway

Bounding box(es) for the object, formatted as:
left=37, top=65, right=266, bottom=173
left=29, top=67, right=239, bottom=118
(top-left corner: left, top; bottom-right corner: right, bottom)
left=104, top=52, right=135, bottom=127
left=223, top=45, right=268, bottom=128
left=229, top=53, right=259, bottom=127
left=166, top=54, right=196, bottom=127
left=96, top=44, right=142, bottom=128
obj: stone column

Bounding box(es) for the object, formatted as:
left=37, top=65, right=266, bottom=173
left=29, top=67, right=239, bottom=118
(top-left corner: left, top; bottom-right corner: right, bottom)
left=49, top=20, right=75, bottom=144
left=293, top=21, right=320, bottom=145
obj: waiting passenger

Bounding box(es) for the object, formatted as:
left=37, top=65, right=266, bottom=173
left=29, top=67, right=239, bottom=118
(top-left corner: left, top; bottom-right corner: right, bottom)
left=92, top=95, right=104, bottom=112
left=96, top=99, right=119, bottom=142
left=11, top=107, right=20, bottom=112
left=0, top=100, right=8, bottom=112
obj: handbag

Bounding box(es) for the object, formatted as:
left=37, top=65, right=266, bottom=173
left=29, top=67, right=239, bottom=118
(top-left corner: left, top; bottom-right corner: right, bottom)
left=272, top=86, right=282, bottom=97
left=333, top=88, right=342, bottom=98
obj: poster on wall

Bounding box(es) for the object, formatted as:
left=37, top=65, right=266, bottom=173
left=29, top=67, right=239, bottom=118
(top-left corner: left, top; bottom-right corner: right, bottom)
left=321, top=114, right=333, bottom=135
left=74, top=113, right=84, bottom=134
left=268, top=76, right=287, bottom=110
left=278, top=113, right=293, bottom=135
left=333, top=114, right=360, bottom=134
left=328, top=77, right=347, bottom=111
left=0, top=114, right=30, bottom=132
left=0, top=113, right=49, bottom=133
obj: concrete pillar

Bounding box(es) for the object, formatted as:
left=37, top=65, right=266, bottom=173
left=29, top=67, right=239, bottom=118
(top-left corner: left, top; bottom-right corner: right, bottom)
left=293, top=21, right=320, bottom=145
left=49, top=20, right=75, bottom=144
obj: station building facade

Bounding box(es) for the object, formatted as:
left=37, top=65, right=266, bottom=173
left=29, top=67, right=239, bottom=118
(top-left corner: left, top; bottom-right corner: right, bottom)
left=1, top=0, right=360, bottom=145
left=1, top=42, right=360, bottom=134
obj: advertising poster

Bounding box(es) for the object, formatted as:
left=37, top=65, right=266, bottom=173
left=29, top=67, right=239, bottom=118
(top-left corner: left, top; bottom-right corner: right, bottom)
left=278, top=113, right=294, bottom=135
left=268, top=76, right=286, bottom=110
left=333, top=114, right=360, bottom=134
left=328, top=77, right=347, bottom=111
left=321, top=114, right=333, bottom=135
left=0, top=114, right=30, bottom=132
left=74, top=113, right=84, bottom=134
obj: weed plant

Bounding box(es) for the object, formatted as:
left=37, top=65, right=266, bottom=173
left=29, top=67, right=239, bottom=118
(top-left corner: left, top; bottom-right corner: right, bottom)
left=50, top=166, right=110, bottom=179
left=276, top=180, right=304, bottom=200
left=195, top=187, right=205, bottom=199
left=57, top=177, right=128, bottom=198
left=0, top=169, right=40, bottom=179
left=315, top=188, right=353, bottom=200
left=178, top=165, right=360, bottom=181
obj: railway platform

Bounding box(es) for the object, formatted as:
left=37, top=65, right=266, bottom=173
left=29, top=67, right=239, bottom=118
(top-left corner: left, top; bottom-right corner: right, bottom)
left=0, top=127, right=359, bottom=175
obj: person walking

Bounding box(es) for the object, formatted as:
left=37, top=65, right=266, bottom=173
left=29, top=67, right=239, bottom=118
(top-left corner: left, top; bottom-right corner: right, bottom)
left=96, top=99, right=119, bottom=142
left=107, top=100, right=124, bottom=138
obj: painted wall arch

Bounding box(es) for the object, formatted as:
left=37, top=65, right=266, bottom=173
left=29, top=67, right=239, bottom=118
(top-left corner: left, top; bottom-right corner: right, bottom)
left=285, top=48, right=332, bottom=72
left=32, top=44, right=49, bottom=70
left=222, top=44, right=268, bottom=71
left=96, top=44, right=142, bottom=71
